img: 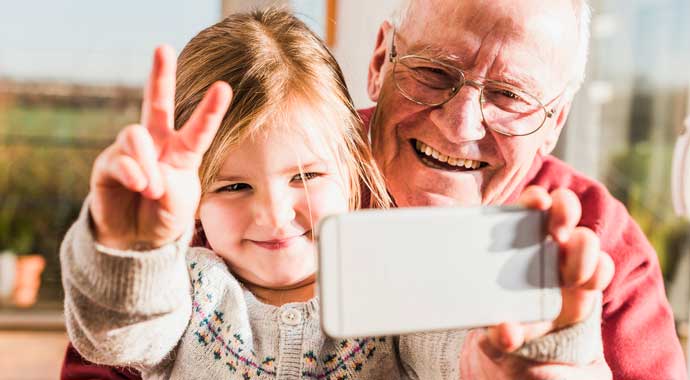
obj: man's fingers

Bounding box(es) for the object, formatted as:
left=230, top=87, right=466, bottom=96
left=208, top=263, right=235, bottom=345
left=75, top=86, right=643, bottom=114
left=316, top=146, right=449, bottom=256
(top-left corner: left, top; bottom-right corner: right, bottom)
left=478, top=332, right=507, bottom=360
left=115, top=124, right=164, bottom=199
left=487, top=321, right=555, bottom=353
left=486, top=228, right=611, bottom=351
left=141, top=45, right=176, bottom=146
left=518, top=187, right=582, bottom=244
left=554, top=288, right=598, bottom=328
left=560, top=227, right=600, bottom=288
left=579, top=252, right=615, bottom=291
left=516, top=186, right=552, bottom=210
left=487, top=323, right=526, bottom=352
left=548, top=189, right=581, bottom=244
left=552, top=229, right=612, bottom=328
left=167, top=81, right=233, bottom=167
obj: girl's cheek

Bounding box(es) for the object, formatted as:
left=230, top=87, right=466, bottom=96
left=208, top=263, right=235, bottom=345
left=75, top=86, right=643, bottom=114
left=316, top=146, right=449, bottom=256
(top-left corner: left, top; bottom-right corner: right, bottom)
left=199, top=198, right=248, bottom=251
left=302, top=182, right=350, bottom=222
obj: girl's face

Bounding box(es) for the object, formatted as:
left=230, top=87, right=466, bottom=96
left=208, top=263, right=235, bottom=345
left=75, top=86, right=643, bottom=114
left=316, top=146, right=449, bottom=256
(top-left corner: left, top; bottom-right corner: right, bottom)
left=199, top=117, right=350, bottom=289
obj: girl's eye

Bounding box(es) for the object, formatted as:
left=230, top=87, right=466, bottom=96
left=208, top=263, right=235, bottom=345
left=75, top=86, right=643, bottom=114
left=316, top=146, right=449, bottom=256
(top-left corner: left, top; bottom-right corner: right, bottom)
left=217, top=183, right=251, bottom=192
left=292, top=172, right=322, bottom=182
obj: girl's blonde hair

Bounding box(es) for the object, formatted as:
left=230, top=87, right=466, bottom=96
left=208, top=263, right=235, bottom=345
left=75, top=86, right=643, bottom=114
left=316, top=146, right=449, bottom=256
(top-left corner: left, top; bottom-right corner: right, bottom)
left=174, top=8, right=391, bottom=212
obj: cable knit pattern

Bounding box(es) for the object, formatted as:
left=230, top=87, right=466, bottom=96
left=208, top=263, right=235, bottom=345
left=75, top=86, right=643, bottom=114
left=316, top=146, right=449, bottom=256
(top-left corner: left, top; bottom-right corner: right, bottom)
left=66, top=200, right=192, bottom=315
left=61, top=198, right=604, bottom=379
left=398, top=330, right=467, bottom=379
left=61, top=200, right=463, bottom=379
left=514, top=294, right=603, bottom=365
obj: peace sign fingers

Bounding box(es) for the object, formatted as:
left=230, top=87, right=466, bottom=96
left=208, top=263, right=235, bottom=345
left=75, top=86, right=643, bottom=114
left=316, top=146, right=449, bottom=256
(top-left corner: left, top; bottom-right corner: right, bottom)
left=138, top=45, right=233, bottom=172
left=163, top=81, right=233, bottom=169
left=140, top=45, right=176, bottom=149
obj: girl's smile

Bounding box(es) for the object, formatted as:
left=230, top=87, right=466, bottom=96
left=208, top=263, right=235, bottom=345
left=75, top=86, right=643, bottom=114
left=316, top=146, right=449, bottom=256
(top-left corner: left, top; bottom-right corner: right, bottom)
left=248, top=232, right=308, bottom=250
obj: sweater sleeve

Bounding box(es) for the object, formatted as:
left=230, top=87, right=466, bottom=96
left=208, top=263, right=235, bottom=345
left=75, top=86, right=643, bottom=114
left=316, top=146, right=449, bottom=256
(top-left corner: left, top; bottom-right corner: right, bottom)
left=513, top=293, right=603, bottom=365
left=60, top=199, right=193, bottom=371
left=397, top=330, right=467, bottom=380
left=595, top=200, right=687, bottom=380
left=396, top=305, right=602, bottom=380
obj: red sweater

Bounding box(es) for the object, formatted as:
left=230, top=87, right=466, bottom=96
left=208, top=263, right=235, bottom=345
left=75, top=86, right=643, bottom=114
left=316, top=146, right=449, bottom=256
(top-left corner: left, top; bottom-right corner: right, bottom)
left=360, top=107, right=685, bottom=378
left=61, top=108, right=686, bottom=380
left=527, top=154, right=685, bottom=379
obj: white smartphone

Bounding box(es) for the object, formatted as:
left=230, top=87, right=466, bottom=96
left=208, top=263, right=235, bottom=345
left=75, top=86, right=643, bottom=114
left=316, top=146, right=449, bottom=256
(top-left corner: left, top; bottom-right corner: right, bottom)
left=317, top=206, right=561, bottom=338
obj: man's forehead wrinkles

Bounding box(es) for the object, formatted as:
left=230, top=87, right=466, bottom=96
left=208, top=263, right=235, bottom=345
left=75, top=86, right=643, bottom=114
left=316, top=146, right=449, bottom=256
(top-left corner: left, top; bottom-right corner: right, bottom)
left=403, top=25, right=481, bottom=67
left=401, top=3, right=554, bottom=97
left=407, top=43, right=469, bottom=66
left=469, top=18, right=549, bottom=93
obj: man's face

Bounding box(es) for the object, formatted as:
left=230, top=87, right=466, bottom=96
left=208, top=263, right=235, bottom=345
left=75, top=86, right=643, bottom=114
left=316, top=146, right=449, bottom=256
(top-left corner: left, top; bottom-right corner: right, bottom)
left=368, top=0, right=578, bottom=207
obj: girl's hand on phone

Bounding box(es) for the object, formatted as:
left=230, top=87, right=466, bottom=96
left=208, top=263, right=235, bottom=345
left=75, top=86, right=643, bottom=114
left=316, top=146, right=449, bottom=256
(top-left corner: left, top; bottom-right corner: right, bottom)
left=89, top=45, right=232, bottom=250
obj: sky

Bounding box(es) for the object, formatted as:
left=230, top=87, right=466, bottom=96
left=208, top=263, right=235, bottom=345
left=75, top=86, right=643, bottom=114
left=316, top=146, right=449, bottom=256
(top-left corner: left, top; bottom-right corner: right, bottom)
left=1, top=0, right=688, bottom=89
left=0, top=0, right=222, bottom=85
left=0, top=0, right=326, bottom=86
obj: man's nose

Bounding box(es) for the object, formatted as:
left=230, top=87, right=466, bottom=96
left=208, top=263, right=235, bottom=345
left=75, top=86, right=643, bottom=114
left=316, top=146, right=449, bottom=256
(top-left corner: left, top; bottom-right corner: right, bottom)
left=253, top=189, right=296, bottom=228
left=428, top=84, right=486, bottom=142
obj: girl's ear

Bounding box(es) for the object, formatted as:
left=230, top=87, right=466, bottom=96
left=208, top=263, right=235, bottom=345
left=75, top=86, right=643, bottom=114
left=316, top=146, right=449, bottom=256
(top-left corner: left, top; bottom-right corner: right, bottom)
left=367, top=21, right=393, bottom=103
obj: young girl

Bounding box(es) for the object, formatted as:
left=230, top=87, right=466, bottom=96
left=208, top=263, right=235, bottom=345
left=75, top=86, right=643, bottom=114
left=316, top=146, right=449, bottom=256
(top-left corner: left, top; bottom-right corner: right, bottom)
left=60, top=9, right=466, bottom=380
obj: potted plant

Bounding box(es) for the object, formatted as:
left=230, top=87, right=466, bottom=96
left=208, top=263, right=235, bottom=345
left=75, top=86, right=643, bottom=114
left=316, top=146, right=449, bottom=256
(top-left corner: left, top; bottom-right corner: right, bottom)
left=0, top=195, right=45, bottom=308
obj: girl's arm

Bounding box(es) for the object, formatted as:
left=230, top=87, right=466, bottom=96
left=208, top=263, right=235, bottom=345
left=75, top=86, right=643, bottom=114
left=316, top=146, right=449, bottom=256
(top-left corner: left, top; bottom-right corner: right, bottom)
left=59, top=45, right=232, bottom=373
left=60, top=199, right=193, bottom=371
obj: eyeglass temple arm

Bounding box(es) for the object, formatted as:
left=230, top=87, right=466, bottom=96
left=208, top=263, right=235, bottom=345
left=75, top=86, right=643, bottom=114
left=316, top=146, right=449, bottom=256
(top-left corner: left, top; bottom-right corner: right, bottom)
left=389, top=27, right=397, bottom=61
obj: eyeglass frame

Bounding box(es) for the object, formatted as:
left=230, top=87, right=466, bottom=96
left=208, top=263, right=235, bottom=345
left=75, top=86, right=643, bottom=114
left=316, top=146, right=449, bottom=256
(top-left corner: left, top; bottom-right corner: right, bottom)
left=387, top=27, right=565, bottom=137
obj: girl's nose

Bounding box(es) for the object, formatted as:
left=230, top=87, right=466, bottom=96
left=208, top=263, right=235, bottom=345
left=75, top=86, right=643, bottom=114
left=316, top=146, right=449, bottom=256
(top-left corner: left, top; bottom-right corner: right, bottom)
left=253, top=190, right=297, bottom=228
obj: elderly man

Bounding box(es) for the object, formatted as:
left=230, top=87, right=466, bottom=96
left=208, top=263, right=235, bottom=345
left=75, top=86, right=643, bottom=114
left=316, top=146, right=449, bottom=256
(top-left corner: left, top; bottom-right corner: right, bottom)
left=61, top=1, right=685, bottom=379
left=362, top=0, right=685, bottom=379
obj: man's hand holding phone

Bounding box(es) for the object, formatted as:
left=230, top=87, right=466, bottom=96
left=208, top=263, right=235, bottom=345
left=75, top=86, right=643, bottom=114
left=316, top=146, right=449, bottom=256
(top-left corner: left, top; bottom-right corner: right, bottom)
left=469, top=186, right=615, bottom=380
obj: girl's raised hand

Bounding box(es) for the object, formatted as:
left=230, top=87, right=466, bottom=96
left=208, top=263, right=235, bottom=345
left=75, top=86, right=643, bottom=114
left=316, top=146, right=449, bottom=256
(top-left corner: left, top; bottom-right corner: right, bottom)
left=89, top=45, right=232, bottom=250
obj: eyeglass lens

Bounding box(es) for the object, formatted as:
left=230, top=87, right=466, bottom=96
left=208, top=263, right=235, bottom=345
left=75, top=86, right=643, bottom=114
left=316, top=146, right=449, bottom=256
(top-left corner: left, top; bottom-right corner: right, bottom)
left=393, top=56, right=547, bottom=136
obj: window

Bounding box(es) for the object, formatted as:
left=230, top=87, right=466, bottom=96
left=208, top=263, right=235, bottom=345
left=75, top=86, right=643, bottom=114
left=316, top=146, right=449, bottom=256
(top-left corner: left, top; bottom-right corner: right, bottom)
left=562, top=0, right=690, bottom=358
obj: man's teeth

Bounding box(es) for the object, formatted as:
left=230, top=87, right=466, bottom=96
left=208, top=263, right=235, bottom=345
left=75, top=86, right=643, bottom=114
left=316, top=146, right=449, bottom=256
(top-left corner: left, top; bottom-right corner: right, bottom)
left=415, top=140, right=482, bottom=169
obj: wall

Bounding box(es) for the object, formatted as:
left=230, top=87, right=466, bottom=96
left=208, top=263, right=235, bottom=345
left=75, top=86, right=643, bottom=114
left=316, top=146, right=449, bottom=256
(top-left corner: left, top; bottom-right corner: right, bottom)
left=331, top=0, right=399, bottom=109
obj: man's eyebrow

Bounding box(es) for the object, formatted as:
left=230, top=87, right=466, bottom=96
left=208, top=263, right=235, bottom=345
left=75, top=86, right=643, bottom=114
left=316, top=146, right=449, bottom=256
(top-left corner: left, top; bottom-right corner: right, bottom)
left=405, top=43, right=545, bottom=97
left=496, top=72, right=543, bottom=97
left=407, top=43, right=468, bottom=66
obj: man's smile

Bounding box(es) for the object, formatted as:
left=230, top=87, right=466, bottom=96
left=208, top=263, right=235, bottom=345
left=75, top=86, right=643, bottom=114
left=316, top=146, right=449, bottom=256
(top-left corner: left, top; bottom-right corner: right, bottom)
left=410, top=139, right=489, bottom=172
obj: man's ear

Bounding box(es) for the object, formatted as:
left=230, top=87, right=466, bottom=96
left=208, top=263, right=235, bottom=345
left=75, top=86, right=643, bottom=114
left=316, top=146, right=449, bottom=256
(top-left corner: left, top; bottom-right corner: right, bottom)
left=539, top=100, right=572, bottom=155
left=367, top=21, right=393, bottom=103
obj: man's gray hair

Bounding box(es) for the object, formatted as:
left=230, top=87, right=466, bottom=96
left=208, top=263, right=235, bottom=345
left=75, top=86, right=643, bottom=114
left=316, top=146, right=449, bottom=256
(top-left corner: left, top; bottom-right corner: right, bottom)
left=390, top=0, right=591, bottom=100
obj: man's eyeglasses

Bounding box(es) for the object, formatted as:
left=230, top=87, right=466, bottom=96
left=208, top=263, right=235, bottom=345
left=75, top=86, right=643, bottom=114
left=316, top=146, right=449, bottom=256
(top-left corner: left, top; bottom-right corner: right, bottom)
left=388, top=28, right=561, bottom=137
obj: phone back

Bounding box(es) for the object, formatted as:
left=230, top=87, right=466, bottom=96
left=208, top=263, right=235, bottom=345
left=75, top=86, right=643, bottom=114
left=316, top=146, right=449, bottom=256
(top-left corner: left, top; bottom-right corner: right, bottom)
left=318, top=207, right=561, bottom=338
